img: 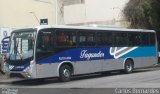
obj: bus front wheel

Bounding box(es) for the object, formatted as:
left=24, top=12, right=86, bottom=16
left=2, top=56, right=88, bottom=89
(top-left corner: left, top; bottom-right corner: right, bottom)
left=123, top=59, right=134, bottom=74
left=59, top=65, right=72, bottom=82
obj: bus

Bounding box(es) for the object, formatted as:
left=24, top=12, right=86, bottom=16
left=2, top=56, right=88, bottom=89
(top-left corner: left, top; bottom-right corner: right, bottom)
left=5, top=25, right=158, bottom=81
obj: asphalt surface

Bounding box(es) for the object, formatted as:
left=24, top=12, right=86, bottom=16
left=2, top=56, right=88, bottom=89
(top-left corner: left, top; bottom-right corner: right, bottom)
left=0, top=65, right=160, bottom=94
left=0, top=65, right=160, bottom=87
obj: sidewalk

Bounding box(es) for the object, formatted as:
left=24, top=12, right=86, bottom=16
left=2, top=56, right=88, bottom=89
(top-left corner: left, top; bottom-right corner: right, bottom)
left=0, top=74, right=21, bottom=84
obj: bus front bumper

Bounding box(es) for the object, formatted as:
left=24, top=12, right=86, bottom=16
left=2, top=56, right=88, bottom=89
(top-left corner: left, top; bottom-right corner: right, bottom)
left=5, top=71, right=32, bottom=79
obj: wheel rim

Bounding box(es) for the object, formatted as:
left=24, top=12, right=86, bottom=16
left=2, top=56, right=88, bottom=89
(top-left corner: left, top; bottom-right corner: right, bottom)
left=126, top=63, right=132, bottom=72
left=63, top=69, right=70, bottom=78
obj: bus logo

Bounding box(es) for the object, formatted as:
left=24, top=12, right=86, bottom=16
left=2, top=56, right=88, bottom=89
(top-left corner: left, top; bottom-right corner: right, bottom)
left=110, top=47, right=138, bottom=59
left=9, top=65, right=14, bottom=70
left=80, top=50, right=105, bottom=60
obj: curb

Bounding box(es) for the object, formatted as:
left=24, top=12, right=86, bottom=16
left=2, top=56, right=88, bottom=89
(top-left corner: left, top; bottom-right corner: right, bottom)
left=0, top=78, right=21, bottom=84
left=0, top=81, right=11, bottom=84
left=0, top=75, right=21, bottom=84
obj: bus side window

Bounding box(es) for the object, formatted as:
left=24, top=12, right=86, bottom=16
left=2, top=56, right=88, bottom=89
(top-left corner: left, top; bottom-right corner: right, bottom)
left=79, top=35, right=86, bottom=46
left=56, top=30, right=76, bottom=47
left=114, top=32, right=127, bottom=47
left=87, top=33, right=95, bottom=46
left=78, top=31, right=96, bottom=46
left=141, top=33, right=150, bottom=46
left=128, top=33, right=141, bottom=46
left=56, top=32, right=66, bottom=46
left=128, top=33, right=136, bottom=46
left=58, top=33, right=65, bottom=43
left=37, top=30, right=53, bottom=52
left=66, top=35, right=76, bottom=46
left=97, top=32, right=113, bottom=47
left=149, top=33, right=156, bottom=46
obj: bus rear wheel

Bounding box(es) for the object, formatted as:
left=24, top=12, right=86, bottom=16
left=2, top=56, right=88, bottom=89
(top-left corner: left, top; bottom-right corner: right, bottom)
left=123, top=59, right=134, bottom=74
left=59, top=65, right=72, bottom=82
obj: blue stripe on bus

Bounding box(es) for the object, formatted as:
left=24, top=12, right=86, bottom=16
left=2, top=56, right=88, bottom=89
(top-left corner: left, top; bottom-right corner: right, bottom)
left=121, top=47, right=157, bottom=58
left=37, top=48, right=113, bottom=64
left=36, top=46, right=157, bottom=64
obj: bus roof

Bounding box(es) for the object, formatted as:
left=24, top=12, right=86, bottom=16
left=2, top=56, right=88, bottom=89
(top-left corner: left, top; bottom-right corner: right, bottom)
left=13, top=25, right=155, bottom=33
left=36, top=25, right=155, bottom=33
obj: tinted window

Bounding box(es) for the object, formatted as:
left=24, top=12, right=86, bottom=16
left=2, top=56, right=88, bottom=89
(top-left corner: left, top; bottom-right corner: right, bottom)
left=115, top=32, right=128, bottom=46
left=97, top=32, right=113, bottom=46
left=78, top=31, right=96, bottom=46
left=36, top=29, right=54, bottom=60
left=37, top=29, right=53, bottom=51
left=128, top=33, right=141, bottom=46
left=56, top=30, right=76, bottom=47
left=149, top=33, right=156, bottom=46
left=141, top=33, right=150, bottom=46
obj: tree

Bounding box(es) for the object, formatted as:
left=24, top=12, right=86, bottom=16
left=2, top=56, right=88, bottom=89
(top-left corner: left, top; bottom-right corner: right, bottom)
left=150, top=0, right=160, bottom=32
left=124, top=0, right=160, bottom=31
left=124, top=0, right=152, bottom=29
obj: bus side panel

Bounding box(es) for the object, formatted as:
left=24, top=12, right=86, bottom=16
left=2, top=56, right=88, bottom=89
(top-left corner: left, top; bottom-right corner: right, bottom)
left=36, top=63, right=59, bottom=78
left=134, top=57, right=157, bottom=68
left=35, top=46, right=157, bottom=78
left=71, top=59, right=124, bottom=75
left=73, top=60, right=102, bottom=75
left=102, top=59, right=124, bottom=72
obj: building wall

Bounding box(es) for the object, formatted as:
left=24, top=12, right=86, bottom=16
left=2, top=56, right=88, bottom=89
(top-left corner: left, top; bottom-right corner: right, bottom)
left=0, top=0, right=130, bottom=28
left=64, top=4, right=86, bottom=24
left=64, top=0, right=130, bottom=27
left=0, top=0, right=57, bottom=28
left=63, top=0, right=85, bottom=6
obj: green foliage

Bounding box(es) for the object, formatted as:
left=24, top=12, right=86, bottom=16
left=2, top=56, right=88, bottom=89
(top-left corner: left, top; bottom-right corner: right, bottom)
left=150, top=0, right=160, bottom=33
left=124, top=0, right=160, bottom=32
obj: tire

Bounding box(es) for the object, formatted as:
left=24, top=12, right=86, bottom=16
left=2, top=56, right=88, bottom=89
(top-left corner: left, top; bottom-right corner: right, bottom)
left=123, top=59, right=134, bottom=74
left=59, top=65, right=72, bottom=82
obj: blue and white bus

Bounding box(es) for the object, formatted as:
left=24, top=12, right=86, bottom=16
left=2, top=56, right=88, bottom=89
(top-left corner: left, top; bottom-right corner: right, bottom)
left=6, top=25, right=158, bottom=81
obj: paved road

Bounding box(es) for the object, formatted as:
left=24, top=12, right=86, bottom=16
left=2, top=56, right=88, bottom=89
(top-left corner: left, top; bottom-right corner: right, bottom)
left=0, top=66, right=160, bottom=88
left=0, top=67, right=160, bottom=94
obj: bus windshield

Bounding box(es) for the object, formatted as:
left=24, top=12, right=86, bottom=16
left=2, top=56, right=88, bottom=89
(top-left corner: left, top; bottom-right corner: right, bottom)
left=9, top=29, right=36, bottom=64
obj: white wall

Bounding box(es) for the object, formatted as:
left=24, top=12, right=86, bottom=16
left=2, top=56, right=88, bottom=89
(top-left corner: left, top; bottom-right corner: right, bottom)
left=64, top=4, right=86, bottom=24
left=64, top=0, right=129, bottom=27
left=86, top=0, right=128, bottom=21
left=0, top=0, right=56, bottom=28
